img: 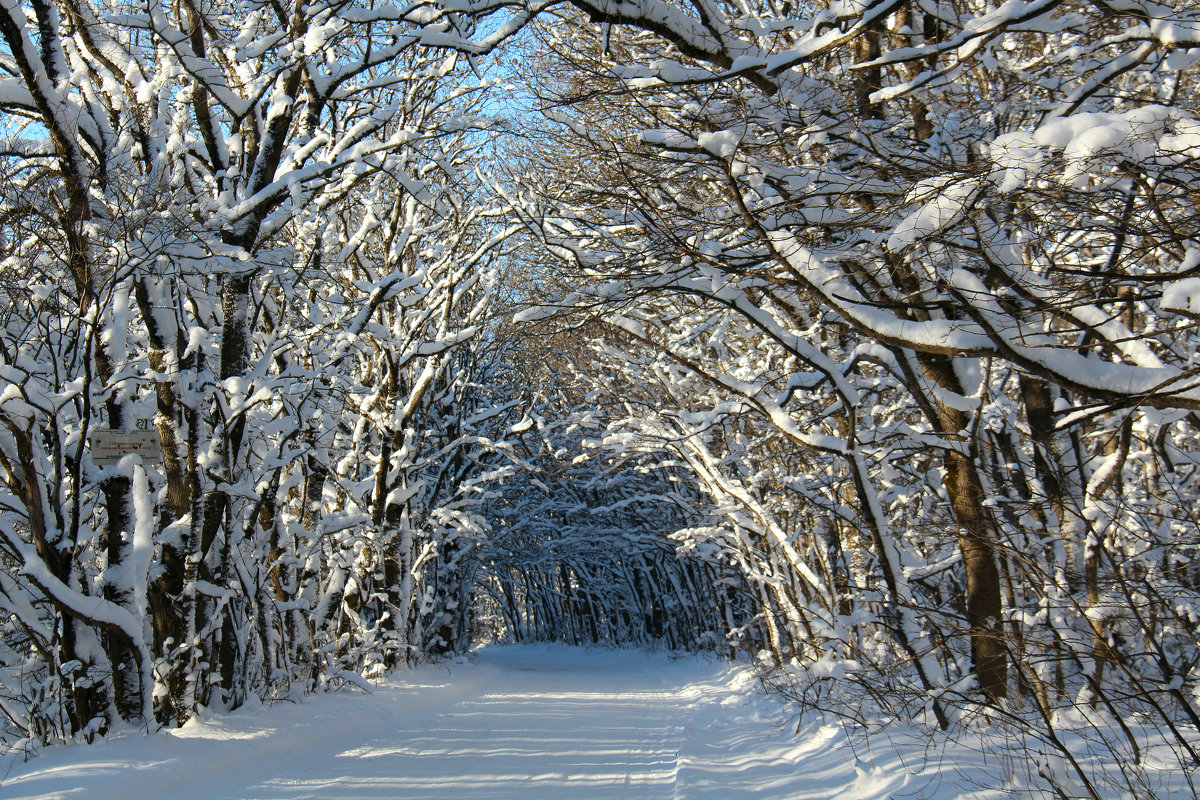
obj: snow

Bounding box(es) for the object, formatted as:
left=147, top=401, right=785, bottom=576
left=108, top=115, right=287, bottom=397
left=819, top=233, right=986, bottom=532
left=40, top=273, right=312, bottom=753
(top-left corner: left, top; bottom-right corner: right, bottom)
left=990, top=105, right=1183, bottom=191
left=1163, top=276, right=1200, bottom=317
left=888, top=176, right=979, bottom=250
left=1148, top=16, right=1200, bottom=47
left=696, top=130, right=740, bottom=158
left=2, top=645, right=988, bottom=800
left=1161, top=250, right=1200, bottom=317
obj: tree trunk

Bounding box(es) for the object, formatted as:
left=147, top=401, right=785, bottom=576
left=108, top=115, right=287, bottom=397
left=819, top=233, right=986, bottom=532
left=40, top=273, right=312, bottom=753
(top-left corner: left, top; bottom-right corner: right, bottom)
left=919, top=353, right=1008, bottom=700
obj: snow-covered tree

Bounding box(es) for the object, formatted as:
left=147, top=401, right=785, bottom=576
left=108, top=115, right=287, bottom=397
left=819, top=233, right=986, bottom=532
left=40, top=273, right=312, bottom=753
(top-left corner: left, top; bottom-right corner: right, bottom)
left=0, top=0, right=519, bottom=745
left=506, top=0, right=1200, bottom=790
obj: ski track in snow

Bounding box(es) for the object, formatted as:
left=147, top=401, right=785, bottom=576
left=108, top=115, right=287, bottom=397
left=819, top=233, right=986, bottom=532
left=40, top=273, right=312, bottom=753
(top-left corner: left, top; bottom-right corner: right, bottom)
left=2, top=645, right=925, bottom=800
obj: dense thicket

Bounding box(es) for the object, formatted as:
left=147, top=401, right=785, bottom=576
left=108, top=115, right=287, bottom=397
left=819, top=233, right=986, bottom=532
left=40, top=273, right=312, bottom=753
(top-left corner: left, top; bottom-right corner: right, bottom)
left=0, top=0, right=529, bottom=745
left=475, top=381, right=756, bottom=651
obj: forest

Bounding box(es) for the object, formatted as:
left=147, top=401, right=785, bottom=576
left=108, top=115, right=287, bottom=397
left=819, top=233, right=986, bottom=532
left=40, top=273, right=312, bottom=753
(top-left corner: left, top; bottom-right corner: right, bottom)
left=1, top=0, right=1199, bottom=796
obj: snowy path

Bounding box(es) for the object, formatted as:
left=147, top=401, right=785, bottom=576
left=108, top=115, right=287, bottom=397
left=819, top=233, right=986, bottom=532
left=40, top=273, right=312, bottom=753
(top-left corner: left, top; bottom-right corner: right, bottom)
left=2, top=646, right=914, bottom=800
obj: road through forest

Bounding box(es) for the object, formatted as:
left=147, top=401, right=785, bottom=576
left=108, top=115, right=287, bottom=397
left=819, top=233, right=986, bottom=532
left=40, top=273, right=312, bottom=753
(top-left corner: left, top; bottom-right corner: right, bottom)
left=3, top=646, right=934, bottom=800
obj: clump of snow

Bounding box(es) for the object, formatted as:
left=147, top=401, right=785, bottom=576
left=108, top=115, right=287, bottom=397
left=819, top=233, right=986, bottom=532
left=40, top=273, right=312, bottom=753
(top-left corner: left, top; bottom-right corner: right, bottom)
left=1161, top=250, right=1200, bottom=317
left=990, top=105, right=1183, bottom=190
left=888, top=175, right=979, bottom=250
left=1163, top=279, right=1200, bottom=318
left=696, top=130, right=740, bottom=158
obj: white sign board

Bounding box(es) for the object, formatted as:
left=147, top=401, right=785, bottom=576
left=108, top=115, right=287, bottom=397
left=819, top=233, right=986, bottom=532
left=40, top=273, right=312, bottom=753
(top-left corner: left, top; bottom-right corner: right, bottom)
left=89, top=429, right=163, bottom=465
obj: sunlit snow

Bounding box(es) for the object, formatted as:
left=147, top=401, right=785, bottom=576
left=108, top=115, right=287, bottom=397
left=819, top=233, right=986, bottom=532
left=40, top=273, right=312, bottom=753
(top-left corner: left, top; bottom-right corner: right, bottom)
left=5, top=646, right=938, bottom=800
